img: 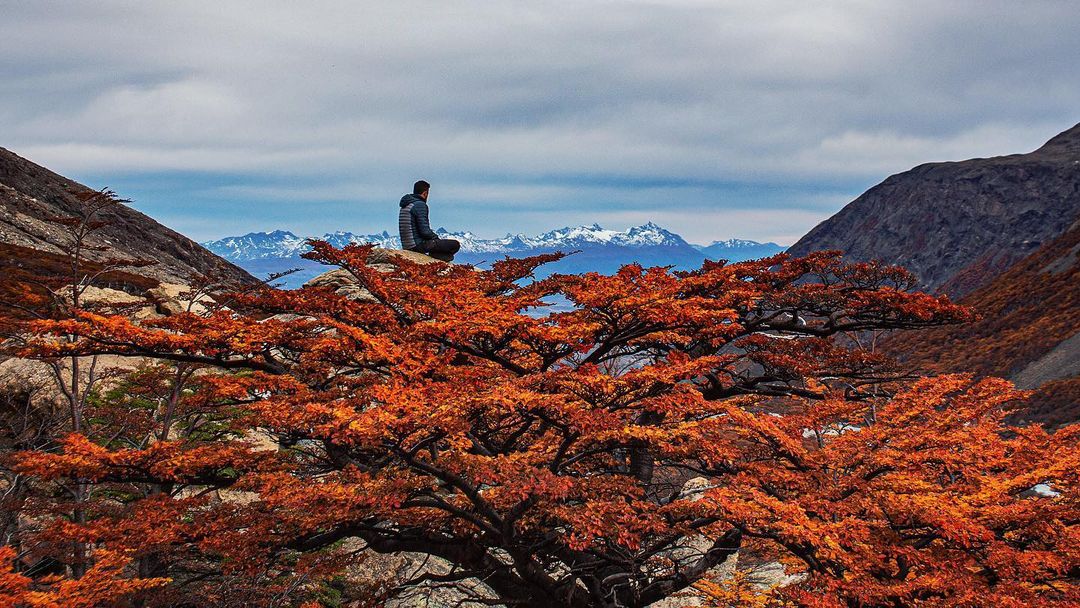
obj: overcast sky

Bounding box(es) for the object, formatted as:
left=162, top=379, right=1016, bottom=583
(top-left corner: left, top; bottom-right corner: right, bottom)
left=2, top=1, right=1079, bottom=245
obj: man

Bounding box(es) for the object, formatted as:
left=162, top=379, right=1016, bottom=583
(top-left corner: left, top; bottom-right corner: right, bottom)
left=399, top=180, right=461, bottom=262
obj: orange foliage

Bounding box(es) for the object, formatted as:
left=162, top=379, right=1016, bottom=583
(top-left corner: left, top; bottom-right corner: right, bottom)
left=4, top=243, right=1077, bottom=607
left=1027, top=376, right=1080, bottom=428
left=0, top=242, right=157, bottom=335
left=695, top=375, right=1080, bottom=607
left=694, top=570, right=787, bottom=608
left=0, top=546, right=167, bottom=607
left=885, top=225, right=1080, bottom=425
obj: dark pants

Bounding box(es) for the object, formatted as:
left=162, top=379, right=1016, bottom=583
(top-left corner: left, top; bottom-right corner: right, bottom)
left=413, top=238, right=460, bottom=262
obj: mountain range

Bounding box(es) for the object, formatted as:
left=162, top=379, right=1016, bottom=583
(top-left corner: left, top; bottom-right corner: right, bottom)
left=694, top=238, right=788, bottom=261
left=203, top=224, right=785, bottom=287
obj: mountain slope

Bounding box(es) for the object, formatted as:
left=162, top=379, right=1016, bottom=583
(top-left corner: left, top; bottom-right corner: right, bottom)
left=0, top=147, right=255, bottom=285
left=884, top=219, right=1080, bottom=426
left=788, top=124, right=1080, bottom=297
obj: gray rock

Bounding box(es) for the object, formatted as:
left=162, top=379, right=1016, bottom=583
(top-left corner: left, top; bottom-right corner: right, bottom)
left=302, top=249, right=447, bottom=301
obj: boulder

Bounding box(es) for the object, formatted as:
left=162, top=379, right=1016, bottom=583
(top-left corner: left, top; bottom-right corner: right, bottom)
left=0, top=357, right=55, bottom=405
left=368, top=247, right=444, bottom=268
left=146, top=282, right=216, bottom=316
left=58, top=285, right=157, bottom=318
left=77, top=285, right=145, bottom=307
left=303, top=269, right=379, bottom=302
left=0, top=354, right=152, bottom=410
left=302, top=248, right=447, bottom=301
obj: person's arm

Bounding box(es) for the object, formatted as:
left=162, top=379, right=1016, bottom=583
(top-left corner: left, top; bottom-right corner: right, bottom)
left=411, top=201, right=438, bottom=240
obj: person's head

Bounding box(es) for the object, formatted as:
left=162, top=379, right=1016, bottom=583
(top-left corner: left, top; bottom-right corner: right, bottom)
left=413, top=180, right=430, bottom=200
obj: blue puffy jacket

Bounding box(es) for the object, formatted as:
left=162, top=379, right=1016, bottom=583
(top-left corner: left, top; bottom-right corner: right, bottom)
left=398, top=193, right=438, bottom=250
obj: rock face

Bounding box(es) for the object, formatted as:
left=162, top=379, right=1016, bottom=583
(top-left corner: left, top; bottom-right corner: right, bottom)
left=0, top=279, right=217, bottom=409
left=0, top=146, right=255, bottom=286
left=788, top=124, right=1080, bottom=297
left=146, top=283, right=217, bottom=316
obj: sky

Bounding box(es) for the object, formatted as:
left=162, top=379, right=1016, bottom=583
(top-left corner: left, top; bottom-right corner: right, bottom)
left=2, top=1, right=1079, bottom=246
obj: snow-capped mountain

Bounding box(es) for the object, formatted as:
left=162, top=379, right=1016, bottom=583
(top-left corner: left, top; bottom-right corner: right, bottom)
left=201, top=230, right=309, bottom=262
left=202, top=223, right=773, bottom=288
left=203, top=222, right=693, bottom=261
left=700, top=238, right=771, bottom=250
left=516, top=222, right=689, bottom=249
left=203, top=229, right=395, bottom=261
left=694, top=238, right=785, bottom=262
left=320, top=230, right=400, bottom=251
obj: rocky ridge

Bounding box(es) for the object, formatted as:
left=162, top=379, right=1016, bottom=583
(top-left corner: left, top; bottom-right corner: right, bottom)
left=0, top=146, right=255, bottom=286
left=788, top=123, right=1080, bottom=297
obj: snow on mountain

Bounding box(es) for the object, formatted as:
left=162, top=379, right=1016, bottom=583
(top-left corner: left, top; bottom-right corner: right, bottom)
left=514, top=222, right=688, bottom=249
left=701, top=238, right=773, bottom=249
left=202, top=223, right=783, bottom=289
left=202, top=230, right=309, bottom=261
left=320, top=230, right=399, bottom=251
left=609, top=222, right=688, bottom=247
left=695, top=238, right=785, bottom=262
left=434, top=228, right=510, bottom=253
left=203, top=222, right=694, bottom=261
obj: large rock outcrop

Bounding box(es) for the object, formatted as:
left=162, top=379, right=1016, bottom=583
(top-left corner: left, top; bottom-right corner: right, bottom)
left=301, top=248, right=445, bottom=300
left=788, top=124, right=1080, bottom=298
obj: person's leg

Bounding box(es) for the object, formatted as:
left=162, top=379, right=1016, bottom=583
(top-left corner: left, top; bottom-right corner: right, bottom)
left=427, top=238, right=460, bottom=262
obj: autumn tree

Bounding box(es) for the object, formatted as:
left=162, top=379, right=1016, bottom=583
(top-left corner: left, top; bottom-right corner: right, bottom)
left=0, top=191, right=316, bottom=606
left=4, top=242, right=1077, bottom=607
left=0, top=189, right=156, bottom=586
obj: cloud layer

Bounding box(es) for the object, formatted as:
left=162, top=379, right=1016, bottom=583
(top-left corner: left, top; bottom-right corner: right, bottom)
left=3, top=1, right=1078, bottom=244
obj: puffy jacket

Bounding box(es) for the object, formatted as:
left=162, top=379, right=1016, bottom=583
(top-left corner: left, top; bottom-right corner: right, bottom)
left=398, top=193, right=438, bottom=250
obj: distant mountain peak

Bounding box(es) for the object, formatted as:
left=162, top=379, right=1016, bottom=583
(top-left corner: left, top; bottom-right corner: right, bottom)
left=695, top=238, right=785, bottom=261
left=704, top=238, right=780, bottom=248
left=257, top=229, right=299, bottom=238
left=203, top=221, right=708, bottom=261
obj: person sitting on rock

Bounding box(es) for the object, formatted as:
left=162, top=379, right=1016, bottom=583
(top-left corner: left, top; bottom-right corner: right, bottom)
left=398, top=180, right=461, bottom=262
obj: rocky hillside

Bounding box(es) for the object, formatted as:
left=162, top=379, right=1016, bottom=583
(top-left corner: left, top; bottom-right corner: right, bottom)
left=0, top=146, right=255, bottom=286
left=884, top=219, right=1080, bottom=427
left=788, top=123, right=1080, bottom=297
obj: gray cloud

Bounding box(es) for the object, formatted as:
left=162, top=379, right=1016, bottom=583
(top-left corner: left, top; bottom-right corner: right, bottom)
left=2, top=1, right=1078, bottom=243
